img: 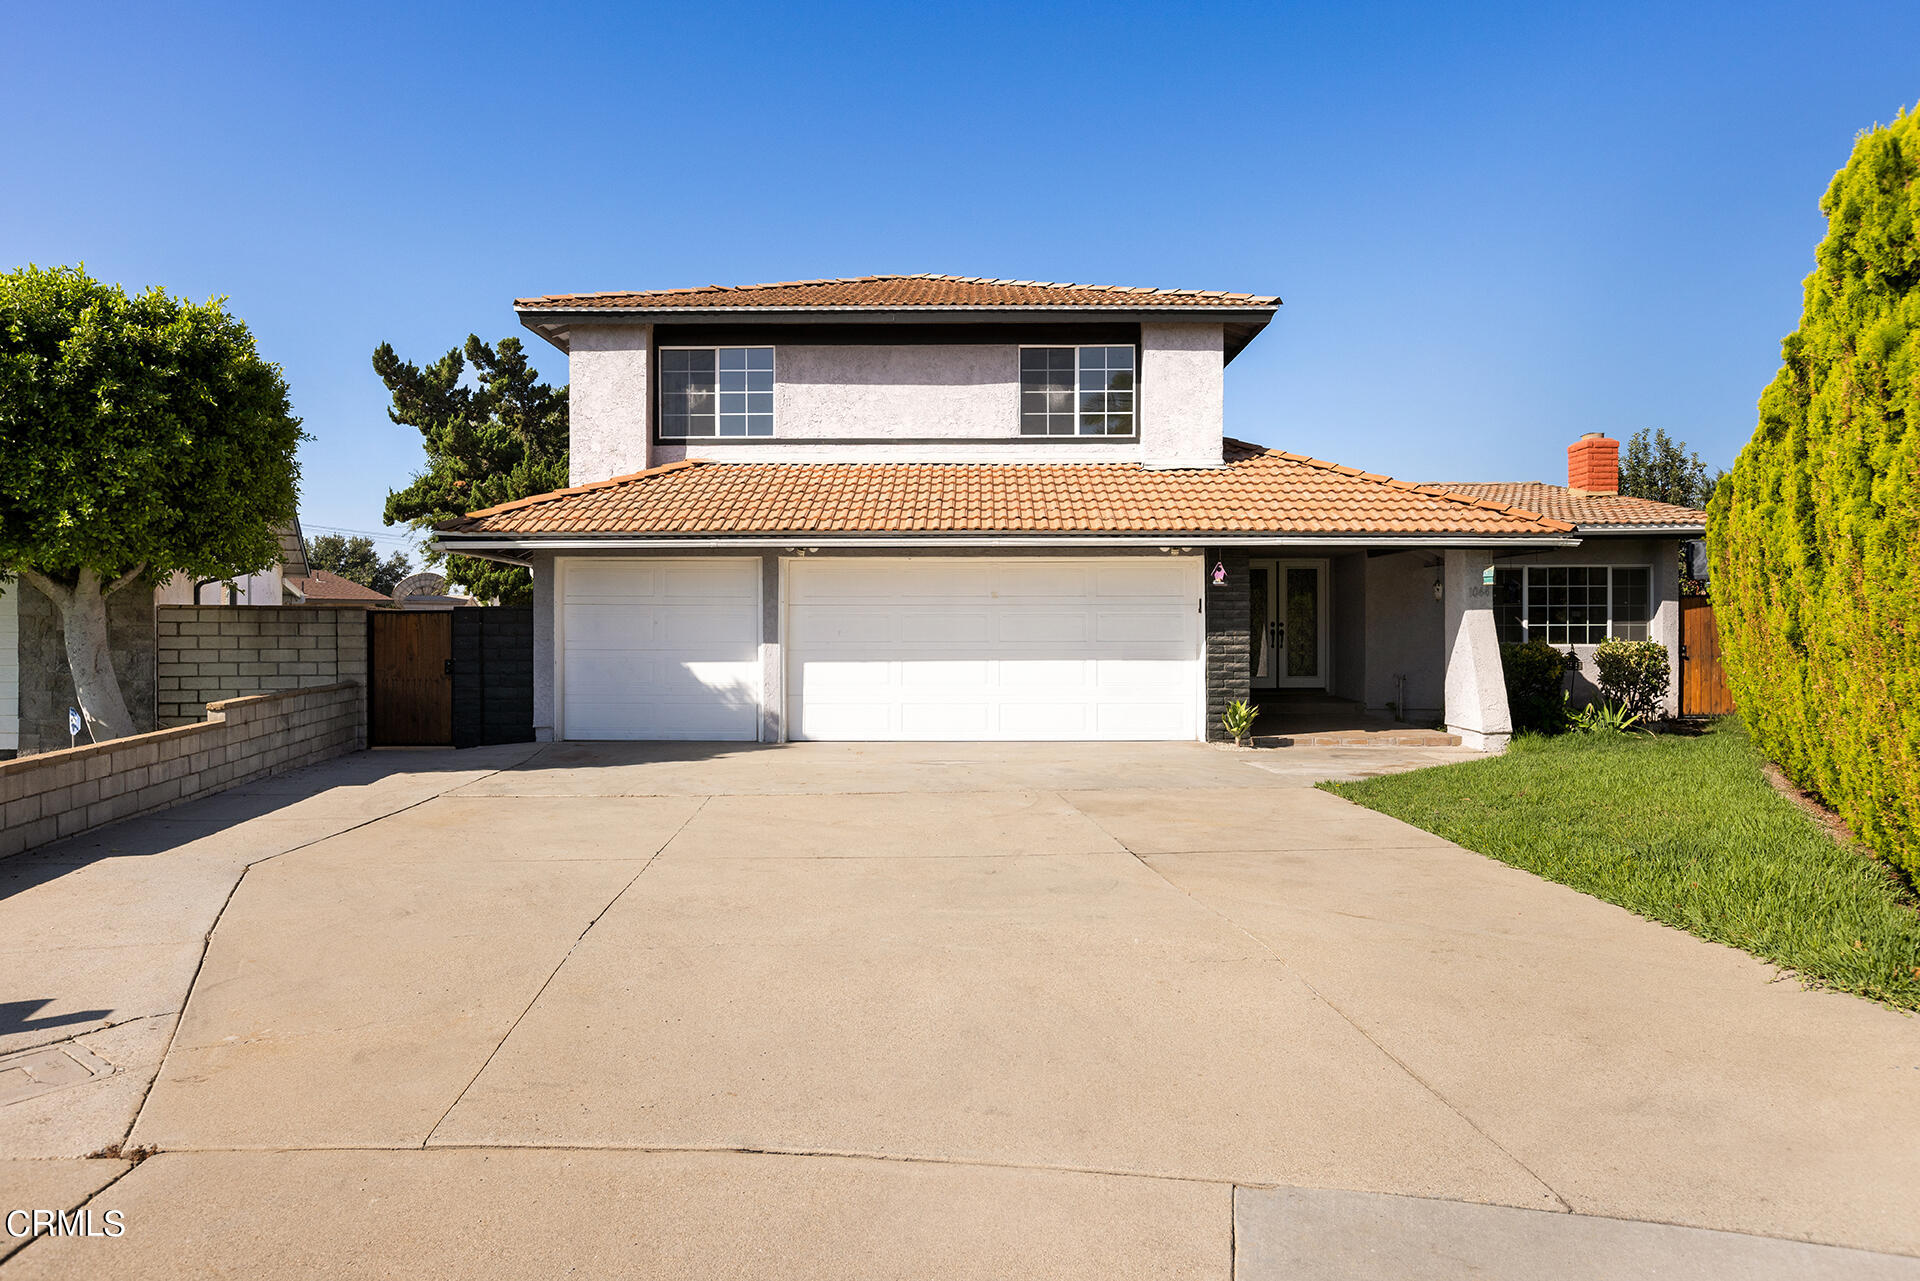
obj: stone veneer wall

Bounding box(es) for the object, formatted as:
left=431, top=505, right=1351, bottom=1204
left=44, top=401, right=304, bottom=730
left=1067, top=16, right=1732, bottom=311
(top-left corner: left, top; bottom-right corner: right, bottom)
left=17, top=585, right=156, bottom=755
left=1204, top=548, right=1251, bottom=741
left=0, top=683, right=364, bottom=860
left=156, top=606, right=368, bottom=727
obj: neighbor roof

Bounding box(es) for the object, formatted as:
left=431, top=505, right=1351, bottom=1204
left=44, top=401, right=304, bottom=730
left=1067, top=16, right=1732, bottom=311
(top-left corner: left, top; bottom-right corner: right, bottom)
left=287, top=569, right=391, bottom=603
left=515, top=273, right=1280, bottom=313
left=1432, top=483, right=1706, bottom=532
left=438, top=441, right=1573, bottom=541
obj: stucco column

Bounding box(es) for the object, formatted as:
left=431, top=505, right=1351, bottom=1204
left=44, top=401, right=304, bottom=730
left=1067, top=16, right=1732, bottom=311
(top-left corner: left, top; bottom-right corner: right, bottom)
left=1442, top=549, right=1512, bottom=752
left=530, top=553, right=556, bottom=741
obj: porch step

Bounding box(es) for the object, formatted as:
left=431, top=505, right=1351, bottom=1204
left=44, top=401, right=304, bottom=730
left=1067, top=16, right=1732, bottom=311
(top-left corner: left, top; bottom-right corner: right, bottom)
left=1252, top=728, right=1463, bottom=748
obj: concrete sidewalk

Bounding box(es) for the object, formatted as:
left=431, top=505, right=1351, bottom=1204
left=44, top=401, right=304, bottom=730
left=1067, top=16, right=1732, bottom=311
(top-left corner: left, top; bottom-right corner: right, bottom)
left=4, top=740, right=1918, bottom=1277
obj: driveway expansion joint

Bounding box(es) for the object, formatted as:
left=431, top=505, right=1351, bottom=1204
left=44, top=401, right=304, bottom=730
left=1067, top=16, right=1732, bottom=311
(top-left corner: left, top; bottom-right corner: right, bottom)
left=1059, top=788, right=1575, bottom=1215
left=420, top=794, right=714, bottom=1148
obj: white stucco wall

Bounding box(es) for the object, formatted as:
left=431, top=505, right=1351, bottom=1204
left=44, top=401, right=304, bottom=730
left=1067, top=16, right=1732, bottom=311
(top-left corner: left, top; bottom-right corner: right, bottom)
left=569, top=324, right=653, bottom=485
left=0, top=585, right=18, bottom=753
left=1139, top=323, right=1225, bottom=469
left=1363, top=552, right=1447, bottom=718
left=563, top=326, right=1230, bottom=476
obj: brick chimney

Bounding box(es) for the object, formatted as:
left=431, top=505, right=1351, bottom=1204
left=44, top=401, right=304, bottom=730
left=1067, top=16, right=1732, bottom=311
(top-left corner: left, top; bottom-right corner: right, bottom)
left=1567, top=432, right=1619, bottom=495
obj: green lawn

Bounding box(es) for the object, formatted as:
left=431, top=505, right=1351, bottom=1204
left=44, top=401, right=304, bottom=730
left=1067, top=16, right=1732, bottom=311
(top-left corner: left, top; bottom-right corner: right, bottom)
left=1323, top=719, right=1920, bottom=1009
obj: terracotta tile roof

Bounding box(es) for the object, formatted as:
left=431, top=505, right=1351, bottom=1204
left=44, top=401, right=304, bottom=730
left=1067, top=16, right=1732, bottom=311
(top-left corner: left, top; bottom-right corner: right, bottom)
left=1431, top=483, right=1706, bottom=530
left=516, top=274, right=1279, bottom=313
left=288, top=569, right=391, bottom=602
left=441, top=441, right=1572, bottom=539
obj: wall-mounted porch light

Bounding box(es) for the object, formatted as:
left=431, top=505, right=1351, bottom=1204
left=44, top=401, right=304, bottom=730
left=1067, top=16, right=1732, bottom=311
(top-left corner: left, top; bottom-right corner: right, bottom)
left=1211, top=561, right=1227, bottom=586
left=1433, top=579, right=1444, bottom=602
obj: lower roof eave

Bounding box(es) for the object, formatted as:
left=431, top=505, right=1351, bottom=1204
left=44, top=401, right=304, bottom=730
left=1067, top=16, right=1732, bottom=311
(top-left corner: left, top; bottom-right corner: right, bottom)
left=1572, top=523, right=1706, bottom=537
left=433, top=531, right=1584, bottom=554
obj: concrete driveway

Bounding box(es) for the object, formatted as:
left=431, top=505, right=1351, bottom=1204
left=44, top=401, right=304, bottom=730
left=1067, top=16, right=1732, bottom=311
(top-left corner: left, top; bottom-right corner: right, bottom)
left=4, top=741, right=1918, bottom=1279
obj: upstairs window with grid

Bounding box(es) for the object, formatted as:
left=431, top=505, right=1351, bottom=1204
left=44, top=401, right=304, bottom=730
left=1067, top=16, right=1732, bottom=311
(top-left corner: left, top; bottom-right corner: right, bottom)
left=1493, top=566, right=1654, bottom=645
left=1019, top=345, right=1135, bottom=436
left=659, top=347, right=774, bottom=438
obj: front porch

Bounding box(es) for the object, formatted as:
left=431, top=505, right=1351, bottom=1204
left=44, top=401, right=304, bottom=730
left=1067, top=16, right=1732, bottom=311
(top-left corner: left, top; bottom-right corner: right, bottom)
left=1207, top=546, right=1513, bottom=751
left=1248, top=691, right=1462, bottom=747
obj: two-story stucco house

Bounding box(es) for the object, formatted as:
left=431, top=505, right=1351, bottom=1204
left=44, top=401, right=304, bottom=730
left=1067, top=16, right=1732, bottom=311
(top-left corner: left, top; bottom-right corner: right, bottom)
left=434, top=275, right=1705, bottom=750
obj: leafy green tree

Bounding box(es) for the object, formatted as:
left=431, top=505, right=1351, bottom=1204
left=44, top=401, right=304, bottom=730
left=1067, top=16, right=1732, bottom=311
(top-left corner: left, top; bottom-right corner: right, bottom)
left=1618, top=428, right=1720, bottom=507
left=1710, top=108, right=1920, bottom=882
left=306, top=533, right=412, bottom=595
left=378, top=335, right=566, bottom=606
left=0, top=265, right=304, bottom=740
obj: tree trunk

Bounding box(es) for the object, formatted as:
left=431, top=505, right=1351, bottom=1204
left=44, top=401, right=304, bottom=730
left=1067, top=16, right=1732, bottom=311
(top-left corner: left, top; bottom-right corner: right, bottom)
left=21, top=567, right=140, bottom=744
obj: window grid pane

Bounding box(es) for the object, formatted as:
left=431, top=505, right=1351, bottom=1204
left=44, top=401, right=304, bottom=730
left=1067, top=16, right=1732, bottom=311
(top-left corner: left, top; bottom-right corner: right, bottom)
left=1076, top=345, right=1135, bottom=436
left=1610, top=567, right=1650, bottom=640
left=1020, top=347, right=1078, bottom=435
left=665, top=347, right=773, bottom=438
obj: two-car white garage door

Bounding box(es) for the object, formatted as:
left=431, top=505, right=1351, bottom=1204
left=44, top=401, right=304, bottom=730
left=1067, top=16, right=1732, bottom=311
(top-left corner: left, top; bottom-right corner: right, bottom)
left=558, top=556, right=1201, bottom=742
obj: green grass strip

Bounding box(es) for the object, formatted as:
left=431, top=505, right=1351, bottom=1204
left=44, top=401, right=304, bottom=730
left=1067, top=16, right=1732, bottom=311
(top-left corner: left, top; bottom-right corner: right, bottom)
left=1323, top=719, right=1920, bottom=1010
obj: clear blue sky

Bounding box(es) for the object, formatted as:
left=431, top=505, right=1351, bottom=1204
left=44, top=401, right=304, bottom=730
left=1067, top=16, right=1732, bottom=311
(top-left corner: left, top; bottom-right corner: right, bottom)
left=8, top=2, right=1917, bottom=562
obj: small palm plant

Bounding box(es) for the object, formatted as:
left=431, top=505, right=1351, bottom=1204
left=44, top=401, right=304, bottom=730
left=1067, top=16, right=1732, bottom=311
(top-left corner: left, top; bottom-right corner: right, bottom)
left=1572, top=701, right=1643, bottom=734
left=1222, top=699, right=1259, bottom=746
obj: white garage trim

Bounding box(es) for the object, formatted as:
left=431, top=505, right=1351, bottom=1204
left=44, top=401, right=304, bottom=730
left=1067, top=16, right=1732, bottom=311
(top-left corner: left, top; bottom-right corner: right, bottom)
left=554, top=556, right=763, bottom=741
left=784, top=555, right=1204, bottom=742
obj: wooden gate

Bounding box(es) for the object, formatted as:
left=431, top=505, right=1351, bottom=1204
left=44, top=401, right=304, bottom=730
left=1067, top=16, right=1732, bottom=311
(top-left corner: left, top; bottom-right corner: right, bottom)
left=1680, top=597, right=1735, bottom=716
left=369, top=611, right=453, bottom=745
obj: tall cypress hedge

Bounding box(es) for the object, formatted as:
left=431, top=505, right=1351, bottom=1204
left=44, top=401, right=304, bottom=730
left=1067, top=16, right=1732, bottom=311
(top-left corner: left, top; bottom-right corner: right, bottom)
left=1710, top=108, right=1920, bottom=882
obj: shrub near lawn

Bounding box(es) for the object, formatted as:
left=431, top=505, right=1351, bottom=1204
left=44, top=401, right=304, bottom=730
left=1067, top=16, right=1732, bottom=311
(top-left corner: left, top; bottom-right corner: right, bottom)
left=1324, top=720, right=1920, bottom=1010
left=1711, top=107, right=1920, bottom=885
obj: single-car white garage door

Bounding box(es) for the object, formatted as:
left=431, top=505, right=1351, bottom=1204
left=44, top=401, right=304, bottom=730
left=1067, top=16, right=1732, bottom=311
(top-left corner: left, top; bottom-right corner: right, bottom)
left=787, top=556, right=1201, bottom=741
left=559, top=558, right=760, bottom=740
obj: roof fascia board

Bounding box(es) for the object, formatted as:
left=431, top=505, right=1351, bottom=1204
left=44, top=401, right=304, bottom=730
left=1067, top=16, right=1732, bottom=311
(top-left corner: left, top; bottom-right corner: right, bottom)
left=517, top=306, right=1278, bottom=326
left=1571, top=523, right=1706, bottom=536
left=435, top=533, right=1582, bottom=552
left=522, top=308, right=1275, bottom=357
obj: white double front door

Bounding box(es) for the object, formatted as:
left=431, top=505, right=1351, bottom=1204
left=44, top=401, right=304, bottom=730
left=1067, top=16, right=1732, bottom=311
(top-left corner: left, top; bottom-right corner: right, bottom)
left=1250, top=559, right=1329, bottom=691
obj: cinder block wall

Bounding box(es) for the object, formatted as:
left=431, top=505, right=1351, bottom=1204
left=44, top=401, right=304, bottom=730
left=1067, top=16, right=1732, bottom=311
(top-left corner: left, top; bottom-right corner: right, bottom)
left=0, top=683, right=364, bottom=860
left=156, top=606, right=368, bottom=731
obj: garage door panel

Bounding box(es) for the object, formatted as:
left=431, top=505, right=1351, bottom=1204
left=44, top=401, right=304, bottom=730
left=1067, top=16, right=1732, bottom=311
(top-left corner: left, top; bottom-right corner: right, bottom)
left=799, top=702, right=894, bottom=740
left=561, top=558, right=760, bottom=741
left=997, top=659, right=1091, bottom=690
left=1096, top=702, right=1193, bottom=738
left=788, top=607, right=898, bottom=647
left=995, top=610, right=1091, bottom=645
left=1095, top=560, right=1192, bottom=597
left=996, top=702, right=1092, bottom=738
left=898, top=660, right=993, bottom=688
left=993, top=563, right=1092, bottom=597
left=662, top=608, right=758, bottom=650
left=663, top=562, right=754, bottom=600
left=900, top=702, right=993, bottom=738
left=901, top=611, right=990, bottom=645
left=788, top=557, right=1199, bottom=742
left=1095, top=610, right=1194, bottom=645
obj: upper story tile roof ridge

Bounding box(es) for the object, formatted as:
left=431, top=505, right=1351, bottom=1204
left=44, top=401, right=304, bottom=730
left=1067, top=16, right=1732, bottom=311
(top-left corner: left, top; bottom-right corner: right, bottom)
left=515, top=273, right=1281, bottom=311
